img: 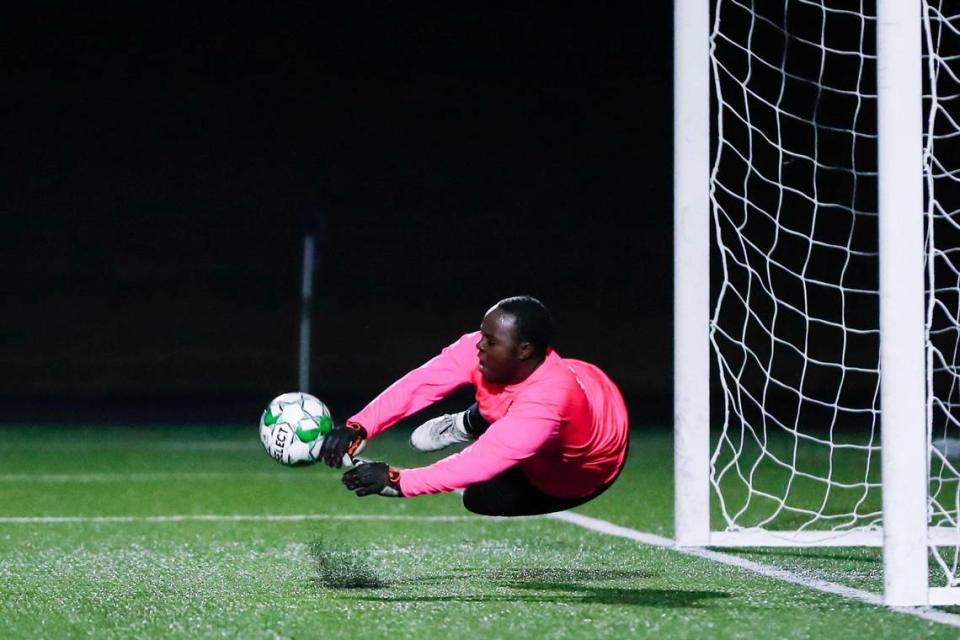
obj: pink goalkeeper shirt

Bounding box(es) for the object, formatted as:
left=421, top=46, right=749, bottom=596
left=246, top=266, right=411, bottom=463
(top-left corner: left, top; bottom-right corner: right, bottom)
left=347, top=331, right=629, bottom=499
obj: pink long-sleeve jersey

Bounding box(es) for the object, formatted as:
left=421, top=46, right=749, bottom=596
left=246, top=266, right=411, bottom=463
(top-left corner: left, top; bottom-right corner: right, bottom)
left=347, top=331, right=629, bottom=498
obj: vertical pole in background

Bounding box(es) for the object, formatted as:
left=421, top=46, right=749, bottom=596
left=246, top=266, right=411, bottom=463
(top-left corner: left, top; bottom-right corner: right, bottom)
left=877, top=0, right=928, bottom=607
left=299, top=206, right=323, bottom=393
left=673, top=0, right=711, bottom=547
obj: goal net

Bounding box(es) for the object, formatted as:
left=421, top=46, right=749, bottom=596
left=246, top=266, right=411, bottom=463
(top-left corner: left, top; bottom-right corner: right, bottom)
left=691, top=0, right=960, bottom=598
left=925, top=0, right=960, bottom=590
left=709, top=0, right=883, bottom=541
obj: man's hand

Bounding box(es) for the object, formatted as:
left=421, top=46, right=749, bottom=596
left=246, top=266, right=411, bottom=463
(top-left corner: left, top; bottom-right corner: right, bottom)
left=319, top=423, right=367, bottom=468
left=342, top=462, right=402, bottom=497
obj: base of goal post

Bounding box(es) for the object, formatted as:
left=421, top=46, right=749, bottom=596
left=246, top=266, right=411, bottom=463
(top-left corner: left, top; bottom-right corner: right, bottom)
left=928, top=588, right=960, bottom=606
left=704, top=527, right=960, bottom=548
left=699, top=529, right=960, bottom=605
left=707, top=529, right=883, bottom=547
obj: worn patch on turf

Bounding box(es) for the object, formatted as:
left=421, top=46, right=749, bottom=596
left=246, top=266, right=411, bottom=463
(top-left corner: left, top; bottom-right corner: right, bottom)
left=310, top=538, right=389, bottom=589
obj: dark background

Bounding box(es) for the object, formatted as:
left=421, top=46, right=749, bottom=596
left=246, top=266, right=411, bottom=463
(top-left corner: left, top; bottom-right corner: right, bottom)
left=2, top=5, right=673, bottom=424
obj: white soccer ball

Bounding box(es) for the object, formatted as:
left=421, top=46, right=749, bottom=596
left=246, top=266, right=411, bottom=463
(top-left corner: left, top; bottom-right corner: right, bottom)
left=259, top=392, right=333, bottom=466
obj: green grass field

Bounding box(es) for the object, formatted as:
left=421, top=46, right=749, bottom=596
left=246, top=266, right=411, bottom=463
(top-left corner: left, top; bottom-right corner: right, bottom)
left=0, top=423, right=957, bottom=638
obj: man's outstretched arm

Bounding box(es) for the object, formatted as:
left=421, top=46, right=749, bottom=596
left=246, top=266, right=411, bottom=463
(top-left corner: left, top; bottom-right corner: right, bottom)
left=346, top=332, right=479, bottom=438
left=319, top=332, right=478, bottom=467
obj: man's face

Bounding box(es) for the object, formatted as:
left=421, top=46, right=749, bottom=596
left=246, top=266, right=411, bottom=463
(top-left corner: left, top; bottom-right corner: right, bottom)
left=476, top=308, right=524, bottom=384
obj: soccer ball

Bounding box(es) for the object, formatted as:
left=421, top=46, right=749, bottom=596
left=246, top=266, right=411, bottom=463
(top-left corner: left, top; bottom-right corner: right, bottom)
left=259, top=392, right=333, bottom=466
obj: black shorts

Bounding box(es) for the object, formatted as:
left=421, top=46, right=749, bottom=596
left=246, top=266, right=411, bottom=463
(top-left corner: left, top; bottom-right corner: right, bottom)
left=462, top=463, right=621, bottom=517
left=459, top=402, right=627, bottom=516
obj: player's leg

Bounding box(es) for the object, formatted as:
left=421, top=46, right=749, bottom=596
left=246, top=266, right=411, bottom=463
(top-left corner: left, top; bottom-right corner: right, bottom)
left=462, top=466, right=612, bottom=517
left=409, top=402, right=490, bottom=451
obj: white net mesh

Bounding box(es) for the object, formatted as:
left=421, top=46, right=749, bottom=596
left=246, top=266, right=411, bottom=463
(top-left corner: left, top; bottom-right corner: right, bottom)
left=924, top=0, right=960, bottom=589
left=710, top=0, right=960, bottom=589
left=709, top=0, right=882, bottom=535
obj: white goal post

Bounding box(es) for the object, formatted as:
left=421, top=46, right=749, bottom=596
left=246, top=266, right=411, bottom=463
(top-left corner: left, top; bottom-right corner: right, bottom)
left=674, top=0, right=960, bottom=607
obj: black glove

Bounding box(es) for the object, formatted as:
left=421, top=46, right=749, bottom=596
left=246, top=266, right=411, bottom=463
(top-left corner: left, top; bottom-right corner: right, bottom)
left=319, top=423, right=367, bottom=468
left=342, top=461, right=402, bottom=497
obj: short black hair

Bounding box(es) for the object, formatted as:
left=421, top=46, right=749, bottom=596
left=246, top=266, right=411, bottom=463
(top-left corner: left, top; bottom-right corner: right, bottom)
left=494, top=296, right=553, bottom=356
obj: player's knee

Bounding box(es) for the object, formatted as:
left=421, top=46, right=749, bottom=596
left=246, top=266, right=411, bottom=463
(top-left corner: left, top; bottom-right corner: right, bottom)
left=462, top=487, right=501, bottom=516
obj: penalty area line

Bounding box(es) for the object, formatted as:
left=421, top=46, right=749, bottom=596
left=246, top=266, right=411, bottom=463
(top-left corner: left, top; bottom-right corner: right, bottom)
left=0, top=472, right=336, bottom=483
left=0, top=514, right=478, bottom=524
left=548, top=511, right=960, bottom=629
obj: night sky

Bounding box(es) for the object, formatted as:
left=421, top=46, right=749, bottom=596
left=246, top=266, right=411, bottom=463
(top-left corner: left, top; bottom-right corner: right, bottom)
left=2, top=5, right=673, bottom=421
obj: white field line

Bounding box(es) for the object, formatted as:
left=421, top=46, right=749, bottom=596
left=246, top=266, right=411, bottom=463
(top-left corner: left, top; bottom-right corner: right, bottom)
left=548, top=511, right=960, bottom=629
left=0, top=472, right=331, bottom=483
left=0, top=442, right=256, bottom=452
left=0, top=514, right=477, bottom=524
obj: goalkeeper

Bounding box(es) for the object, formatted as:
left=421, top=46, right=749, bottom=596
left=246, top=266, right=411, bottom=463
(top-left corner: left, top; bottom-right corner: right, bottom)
left=319, top=296, right=629, bottom=516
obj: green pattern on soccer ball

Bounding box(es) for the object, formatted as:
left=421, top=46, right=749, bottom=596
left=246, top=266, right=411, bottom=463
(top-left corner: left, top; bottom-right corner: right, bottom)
left=317, top=415, right=333, bottom=435
left=295, top=415, right=333, bottom=442
left=262, top=408, right=279, bottom=426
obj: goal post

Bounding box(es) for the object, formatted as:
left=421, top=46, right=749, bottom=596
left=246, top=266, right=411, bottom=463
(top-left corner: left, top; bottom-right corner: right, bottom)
left=673, top=0, right=960, bottom=607
left=876, top=0, right=928, bottom=608
left=673, top=0, right=712, bottom=548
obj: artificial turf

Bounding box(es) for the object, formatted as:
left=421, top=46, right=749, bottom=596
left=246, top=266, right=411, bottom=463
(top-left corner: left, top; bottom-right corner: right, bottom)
left=0, top=424, right=956, bottom=638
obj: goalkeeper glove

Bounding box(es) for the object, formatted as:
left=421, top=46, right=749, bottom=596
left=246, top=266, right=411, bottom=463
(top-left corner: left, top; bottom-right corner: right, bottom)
left=342, top=461, right=403, bottom=497
left=319, top=423, right=367, bottom=468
